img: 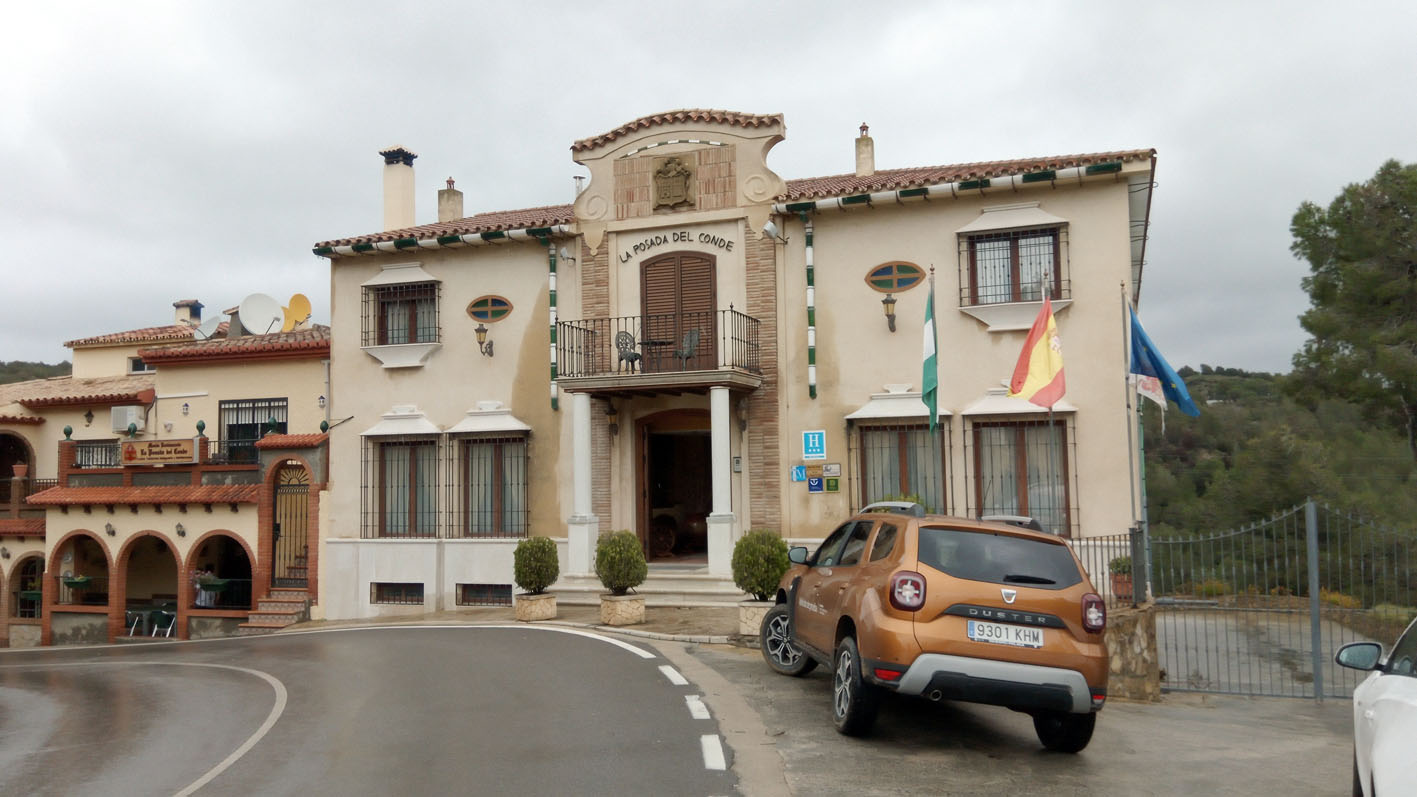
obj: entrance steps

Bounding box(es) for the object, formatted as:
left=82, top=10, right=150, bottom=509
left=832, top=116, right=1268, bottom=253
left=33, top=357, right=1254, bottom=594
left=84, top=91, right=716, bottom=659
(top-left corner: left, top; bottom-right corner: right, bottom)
left=552, top=568, right=746, bottom=607
left=237, top=587, right=311, bottom=636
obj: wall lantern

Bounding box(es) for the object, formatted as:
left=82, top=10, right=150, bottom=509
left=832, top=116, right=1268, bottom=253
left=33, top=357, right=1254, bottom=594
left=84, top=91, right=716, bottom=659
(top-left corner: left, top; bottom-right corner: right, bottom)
left=182, top=402, right=190, bottom=416
left=84, top=410, right=94, bottom=426
left=318, top=395, right=327, bottom=409
left=736, top=399, right=749, bottom=432
left=475, top=324, right=494, bottom=357
left=175, top=523, right=186, bottom=538
left=0, top=546, right=9, bottom=560
left=881, top=293, right=897, bottom=333
left=605, top=402, right=619, bottom=437
left=105, top=522, right=116, bottom=536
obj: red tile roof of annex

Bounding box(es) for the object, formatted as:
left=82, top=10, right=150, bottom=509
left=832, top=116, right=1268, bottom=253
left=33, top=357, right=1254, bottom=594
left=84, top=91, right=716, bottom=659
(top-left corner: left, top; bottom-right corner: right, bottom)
left=140, top=325, right=331, bottom=363
left=65, top=322, right=229, bottom=349
left=0, top=374, right=155, bottom=410
left=314, top=149, right=1154, bottom=249
left=254, top=433, right=328, bottom=449
left=26, top=484, right=261, bottom=507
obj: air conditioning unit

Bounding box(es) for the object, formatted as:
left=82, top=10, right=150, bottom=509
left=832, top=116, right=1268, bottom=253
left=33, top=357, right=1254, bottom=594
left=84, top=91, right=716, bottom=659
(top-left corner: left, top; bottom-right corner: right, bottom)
left=111, top=405, right=146, bottom=434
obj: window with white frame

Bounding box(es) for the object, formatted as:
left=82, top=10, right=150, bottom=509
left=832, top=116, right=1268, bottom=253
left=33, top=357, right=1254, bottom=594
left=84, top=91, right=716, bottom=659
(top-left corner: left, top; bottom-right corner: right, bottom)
left=453, top=435, right=529, bottom=538
left=854, top=423, right=948, bottom=515
left=966, top=227, right=1063, bottom=305
left=128, top=357, right=155, bottom=374
left=218, top=398, right=288, bottom=464
left=363, top=281, right=440, bottom=346
left=970, top=418, right=1072, bottom=536
left=362, top=436, right=439, bottom=537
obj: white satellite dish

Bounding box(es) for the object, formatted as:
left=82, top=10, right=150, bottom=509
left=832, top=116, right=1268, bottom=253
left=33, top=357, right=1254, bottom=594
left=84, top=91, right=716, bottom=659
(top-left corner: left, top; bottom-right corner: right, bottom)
left=238, top=293, right=282, bottom=336
left=193, top=316, right=221, bottom=340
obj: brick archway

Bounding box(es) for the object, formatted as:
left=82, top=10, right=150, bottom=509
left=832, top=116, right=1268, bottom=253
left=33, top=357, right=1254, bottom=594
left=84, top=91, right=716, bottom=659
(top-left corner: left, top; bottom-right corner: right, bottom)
left=112, top=531, right=180, bottom=641
left=43, top=530, right=111, bottom=646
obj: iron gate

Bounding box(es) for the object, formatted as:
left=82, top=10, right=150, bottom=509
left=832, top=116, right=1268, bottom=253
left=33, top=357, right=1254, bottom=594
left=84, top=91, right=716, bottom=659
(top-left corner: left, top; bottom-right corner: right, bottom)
left=273, top=465, right=310, bottom=588
left=1149, top=500, right=1415, bottom=699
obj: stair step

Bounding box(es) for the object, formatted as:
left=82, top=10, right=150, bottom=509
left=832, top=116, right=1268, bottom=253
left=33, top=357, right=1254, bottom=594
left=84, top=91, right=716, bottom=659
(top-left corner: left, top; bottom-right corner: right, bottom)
left=257, top=600, right=306, bottom=612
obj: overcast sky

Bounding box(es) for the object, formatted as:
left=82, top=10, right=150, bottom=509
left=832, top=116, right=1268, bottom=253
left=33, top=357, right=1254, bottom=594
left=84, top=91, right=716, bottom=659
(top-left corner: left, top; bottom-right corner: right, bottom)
left=4, top=1, right=1414, bottom=373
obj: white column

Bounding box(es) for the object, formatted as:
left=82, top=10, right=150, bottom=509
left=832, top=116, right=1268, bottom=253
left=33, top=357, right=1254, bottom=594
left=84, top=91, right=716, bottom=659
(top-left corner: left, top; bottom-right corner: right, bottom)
left=706, top=386, right=737, bottom=576
left=567, top=391, right=598, bottom=574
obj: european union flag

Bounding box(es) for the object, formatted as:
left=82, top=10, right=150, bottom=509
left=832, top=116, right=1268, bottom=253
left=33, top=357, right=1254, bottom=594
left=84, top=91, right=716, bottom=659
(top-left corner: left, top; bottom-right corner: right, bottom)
left=1129, top=307, right=1199, bottom=417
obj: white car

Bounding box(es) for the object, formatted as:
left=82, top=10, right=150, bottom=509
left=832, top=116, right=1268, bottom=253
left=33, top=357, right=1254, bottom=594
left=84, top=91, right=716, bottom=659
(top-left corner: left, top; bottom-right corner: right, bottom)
left=1335, top=617, right=1417, bottom=797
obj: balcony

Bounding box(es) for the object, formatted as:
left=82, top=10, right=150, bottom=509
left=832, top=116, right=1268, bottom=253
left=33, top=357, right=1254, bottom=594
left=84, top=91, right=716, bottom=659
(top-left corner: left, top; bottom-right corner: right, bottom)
left=556, top=308, right=763, bottom=395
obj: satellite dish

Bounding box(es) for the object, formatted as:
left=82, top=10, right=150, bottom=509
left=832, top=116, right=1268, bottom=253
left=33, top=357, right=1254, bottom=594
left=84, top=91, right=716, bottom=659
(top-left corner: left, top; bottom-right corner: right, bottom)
left=193, top=316, right=221, bottom=340
left=282, top=293, right=312, bottom=332
left=238, top=293, right=282, bottom=336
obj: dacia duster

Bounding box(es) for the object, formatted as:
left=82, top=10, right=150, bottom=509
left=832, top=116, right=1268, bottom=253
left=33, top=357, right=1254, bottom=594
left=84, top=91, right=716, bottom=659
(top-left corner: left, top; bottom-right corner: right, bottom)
left=760, top=502, right=1108, bottom=751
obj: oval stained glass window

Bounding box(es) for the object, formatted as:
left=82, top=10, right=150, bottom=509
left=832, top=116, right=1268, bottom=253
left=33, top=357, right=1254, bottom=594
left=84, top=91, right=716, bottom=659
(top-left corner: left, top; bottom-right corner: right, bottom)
left=467, top=295, right=512, bottom=322
left=865, top=262, right=925, bottom=293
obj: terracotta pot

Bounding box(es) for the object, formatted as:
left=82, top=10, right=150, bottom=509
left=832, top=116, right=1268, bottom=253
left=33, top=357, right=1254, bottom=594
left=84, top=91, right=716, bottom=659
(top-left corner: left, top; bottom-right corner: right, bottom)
left=1111, top=573, right=1134, bottom=602
left=11, top=463, right=28, bottom=478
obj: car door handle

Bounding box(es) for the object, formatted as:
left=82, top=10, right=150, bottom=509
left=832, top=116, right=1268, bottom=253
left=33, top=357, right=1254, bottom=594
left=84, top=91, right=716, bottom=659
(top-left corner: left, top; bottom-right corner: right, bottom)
left=1363, top=709, right=1375, bottom=720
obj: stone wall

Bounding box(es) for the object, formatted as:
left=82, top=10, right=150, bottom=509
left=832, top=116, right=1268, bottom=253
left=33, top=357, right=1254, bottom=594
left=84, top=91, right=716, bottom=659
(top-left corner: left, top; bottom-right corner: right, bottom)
left=187, top=616, right=243, bottom=640
left=51, top=612, right=108, bottom=645
left=1105, top=601, right=1161, bottom=702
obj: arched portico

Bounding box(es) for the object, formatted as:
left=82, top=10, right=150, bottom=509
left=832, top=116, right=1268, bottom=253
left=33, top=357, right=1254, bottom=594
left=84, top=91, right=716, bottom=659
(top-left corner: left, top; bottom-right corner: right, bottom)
left=113, top=532, right=180, bottom=640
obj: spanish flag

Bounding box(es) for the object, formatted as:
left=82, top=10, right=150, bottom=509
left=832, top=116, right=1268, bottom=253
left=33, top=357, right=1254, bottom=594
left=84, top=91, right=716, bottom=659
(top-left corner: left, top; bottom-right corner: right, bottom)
left=1008, top=296, right=1066, bottom=408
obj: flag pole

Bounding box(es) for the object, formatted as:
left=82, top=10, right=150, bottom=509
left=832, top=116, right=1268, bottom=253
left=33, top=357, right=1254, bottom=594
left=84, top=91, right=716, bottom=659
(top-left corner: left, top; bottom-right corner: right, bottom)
left=1122, top=282, right=1139, bottom=526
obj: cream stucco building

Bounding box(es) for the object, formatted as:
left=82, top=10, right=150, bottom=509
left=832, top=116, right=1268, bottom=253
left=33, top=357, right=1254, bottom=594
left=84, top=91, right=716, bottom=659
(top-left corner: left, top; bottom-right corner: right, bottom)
left=313, top=110, right=1157, bottom=620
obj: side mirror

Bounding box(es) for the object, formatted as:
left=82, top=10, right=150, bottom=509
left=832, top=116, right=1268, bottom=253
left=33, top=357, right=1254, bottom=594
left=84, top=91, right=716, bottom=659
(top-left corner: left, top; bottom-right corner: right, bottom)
left=1335, top=641, right=1383, bottom=671
left=788, top=546, right=808, bottom=565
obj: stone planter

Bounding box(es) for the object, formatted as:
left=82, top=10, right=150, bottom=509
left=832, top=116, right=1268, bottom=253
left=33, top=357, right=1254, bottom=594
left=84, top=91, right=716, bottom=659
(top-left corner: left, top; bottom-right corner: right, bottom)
left=514, top=592, right=557, bottom=622
left=738, top=599, right=772, bottom=636
left=600, top=593, right=645, bottom=626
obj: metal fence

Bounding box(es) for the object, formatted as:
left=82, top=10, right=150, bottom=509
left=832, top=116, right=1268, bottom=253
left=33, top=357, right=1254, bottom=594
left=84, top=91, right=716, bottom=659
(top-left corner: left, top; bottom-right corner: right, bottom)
left=1148, top=500, right=1415, bottom=699
left=556, top=308, right=760, bottom=378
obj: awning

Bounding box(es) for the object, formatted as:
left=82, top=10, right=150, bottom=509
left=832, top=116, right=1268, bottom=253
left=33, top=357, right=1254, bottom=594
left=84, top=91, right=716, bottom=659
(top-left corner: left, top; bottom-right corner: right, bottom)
left=361, top=404, right=441, bottom=436
left=956, top=201, right=1067, bottom=234
left=446, top=401, right=532, bottom=434
left=962, top=387, right=1077, bottom=416
left=845, top=384, right=951, bottom=421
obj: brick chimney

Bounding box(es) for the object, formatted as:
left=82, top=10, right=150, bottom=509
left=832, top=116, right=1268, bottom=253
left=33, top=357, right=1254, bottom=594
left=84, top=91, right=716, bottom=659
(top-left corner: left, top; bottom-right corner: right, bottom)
left=380, top=146, right=418, bottom=231
left=855, top=123, right=875, bottom=178
left=173, top=299, right=203, bottom=326
left=438, top=177, right=464, bottom=223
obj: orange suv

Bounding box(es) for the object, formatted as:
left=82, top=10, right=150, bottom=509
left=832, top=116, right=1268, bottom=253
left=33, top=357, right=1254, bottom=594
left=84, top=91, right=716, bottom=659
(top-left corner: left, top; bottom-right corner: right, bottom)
left=760, top=502, right=1108, bottom=751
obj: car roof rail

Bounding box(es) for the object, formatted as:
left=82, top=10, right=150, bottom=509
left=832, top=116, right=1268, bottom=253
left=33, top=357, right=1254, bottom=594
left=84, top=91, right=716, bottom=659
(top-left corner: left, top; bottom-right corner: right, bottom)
left=861, top=501, right=925, bottom=517
left=980, top=514, right=1046, bottom=532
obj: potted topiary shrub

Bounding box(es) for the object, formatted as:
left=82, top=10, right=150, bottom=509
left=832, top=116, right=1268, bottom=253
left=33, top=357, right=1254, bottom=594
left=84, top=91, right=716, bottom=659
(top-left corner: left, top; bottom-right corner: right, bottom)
left=595, top=530, right=647, bottom=626
left=513, top=536, right=560, bottom=622
left=1109, top=555, right=1133, bottom=603
left=732, top=529, right=790, bottom=636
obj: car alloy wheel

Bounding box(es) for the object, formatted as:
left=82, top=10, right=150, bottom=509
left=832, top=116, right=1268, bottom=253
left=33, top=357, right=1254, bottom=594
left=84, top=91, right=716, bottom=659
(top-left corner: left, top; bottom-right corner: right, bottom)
left=760, top=604, right=816, bottom=677
left=831, top=636, right=879, bottom=736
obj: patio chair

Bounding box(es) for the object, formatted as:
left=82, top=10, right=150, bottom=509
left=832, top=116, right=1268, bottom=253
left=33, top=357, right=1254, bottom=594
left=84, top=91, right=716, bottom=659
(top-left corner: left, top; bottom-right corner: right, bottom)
left=150, top=609, right=177, bottom=638
left=615, top=331, right=642, bottom=373
left=673, top=328, right=700, bottom=370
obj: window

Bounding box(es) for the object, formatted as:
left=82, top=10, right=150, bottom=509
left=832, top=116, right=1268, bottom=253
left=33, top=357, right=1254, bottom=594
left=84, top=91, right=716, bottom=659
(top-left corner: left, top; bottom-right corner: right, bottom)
left=457, top=583, right=513, bottom=607
left=218, top=398, right=288, bottom=464
left=865, top=262, right=925, bottom=293
left=857, top=424, right=947, bottom=514
left=456, top=436, right=528, bottom=538
left=971, top=419, right=1072, bottom=537
left=363, top=282, right=440, bottom=346
left=812, top=520, right=873, bottom=567
left=967, top=227, right=1061, bottom=305
left=371, top=582, right=424, bottom=605
left=836, top=522, right=875, bottom=567
left=917, top=526, right=1082, bottom=589
left=466, top=295, right=513, bottom=323
left=12, top=558, right=42, bottom=619
left=128, top=357, right=155, bottom=374
left=870, top=524, right=898, bottom=562
left=370, top=439, right=438, bottom=537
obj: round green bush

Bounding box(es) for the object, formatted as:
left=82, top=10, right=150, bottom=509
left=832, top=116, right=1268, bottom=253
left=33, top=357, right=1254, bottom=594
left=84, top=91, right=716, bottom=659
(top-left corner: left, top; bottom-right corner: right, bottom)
left=732, top=529, right=789, bottom=601
left=595, top=530, right=647, bottom=596
left=513, top=536, right=559, bottom=595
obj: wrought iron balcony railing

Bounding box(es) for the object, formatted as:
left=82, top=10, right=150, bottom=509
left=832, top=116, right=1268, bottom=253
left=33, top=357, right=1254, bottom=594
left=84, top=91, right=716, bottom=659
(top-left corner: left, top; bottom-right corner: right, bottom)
left=556, top=308, right=760, bottom=379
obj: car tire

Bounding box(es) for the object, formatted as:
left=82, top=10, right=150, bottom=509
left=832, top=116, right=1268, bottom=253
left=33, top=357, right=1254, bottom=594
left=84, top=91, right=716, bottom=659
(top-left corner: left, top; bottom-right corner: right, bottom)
left=1351, top=748, right=1365, bottom=797
left=832, top=636, right=880, bottom=736
left=760, top=604, right=816, bottom=677
left=1033, top=710, right=1096, bottom=753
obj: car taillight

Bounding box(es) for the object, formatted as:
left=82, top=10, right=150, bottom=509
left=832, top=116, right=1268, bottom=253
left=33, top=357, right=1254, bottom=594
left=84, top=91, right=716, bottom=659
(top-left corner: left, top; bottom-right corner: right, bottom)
left=890, top=571, right=926, bottom=611
left=1082, top=593, right=1106, bottom=633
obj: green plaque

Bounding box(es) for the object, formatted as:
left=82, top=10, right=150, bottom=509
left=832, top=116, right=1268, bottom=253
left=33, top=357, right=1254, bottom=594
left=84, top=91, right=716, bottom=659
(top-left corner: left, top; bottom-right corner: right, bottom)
left=825, top=477, right=839, bottom=492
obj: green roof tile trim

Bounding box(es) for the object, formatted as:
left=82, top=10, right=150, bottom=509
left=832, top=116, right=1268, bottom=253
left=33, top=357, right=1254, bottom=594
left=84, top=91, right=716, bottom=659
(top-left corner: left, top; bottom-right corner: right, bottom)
left=840, top=194, right=871, bottom=205
left=352, top=243, right=375, bottom=253
left=527, top=227, right=554, bottom=238
left=958, top=179, right=990, bottom=190
left=436, top=235, right=462, bottom=245
left=480, top=231, right=506, bottom=241
left=785, top=201, right=816, bottom=213
left=1085, top=162, right=1123, bottom=175
left=1021, top=170, right=1056, bottom=183
left=313, top=246, right=334, bottom=256
left=897, top=187, right=928, bottom=198
left=393, top=238, right=419, bottom=249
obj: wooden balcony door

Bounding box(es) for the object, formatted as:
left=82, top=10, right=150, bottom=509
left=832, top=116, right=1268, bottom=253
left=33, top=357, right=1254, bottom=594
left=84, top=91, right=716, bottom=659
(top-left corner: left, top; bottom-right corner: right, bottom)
left=641, top=252, right=716, bottom=372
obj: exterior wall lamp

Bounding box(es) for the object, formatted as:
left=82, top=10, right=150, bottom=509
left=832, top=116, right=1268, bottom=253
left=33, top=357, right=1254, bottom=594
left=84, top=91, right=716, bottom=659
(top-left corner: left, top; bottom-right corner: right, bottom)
left=475, top=324, right=494, bottom=357
left=175, top=523, right=186, bottom=537
left=84, top=410, right=94, bottom=426
left=882, top=293, right=897, bottom=333
left=736, top=399, right=749, bottom=431
left=606, top=402, right=619, bottom=436
left=318, top=395, right=327, bottom=409
left=0, top=546, right=9, bottom=560
left=105, top=522, right=116, bottom=536
left=182, top=402, right=190, bottom=416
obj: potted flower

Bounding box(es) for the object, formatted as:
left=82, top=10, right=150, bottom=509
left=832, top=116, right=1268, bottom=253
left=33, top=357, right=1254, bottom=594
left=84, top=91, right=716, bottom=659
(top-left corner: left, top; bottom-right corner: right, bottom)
left=62, top=575, right=92, bottom=589
left=513, top=536, right=560, bottom=622
left=595, top=530, right=647, bottom=626
left=732, top=529, right=790, bottom=636
left=1109, top=555, right=1133, bottom=602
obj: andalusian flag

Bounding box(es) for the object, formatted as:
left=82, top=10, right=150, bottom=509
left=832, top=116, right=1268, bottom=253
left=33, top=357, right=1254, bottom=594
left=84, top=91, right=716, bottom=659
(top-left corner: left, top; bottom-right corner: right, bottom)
left=922, top=279, right=938, bottom=431
left=1008, top=296, right=1066, bottom=408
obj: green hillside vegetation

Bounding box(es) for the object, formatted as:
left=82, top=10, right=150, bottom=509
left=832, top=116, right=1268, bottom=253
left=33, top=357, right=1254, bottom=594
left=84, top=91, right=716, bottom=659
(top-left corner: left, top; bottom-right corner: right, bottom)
left=1143, top=367, right=1417, bottom=535
left=0, top=360, right=70, bottom=385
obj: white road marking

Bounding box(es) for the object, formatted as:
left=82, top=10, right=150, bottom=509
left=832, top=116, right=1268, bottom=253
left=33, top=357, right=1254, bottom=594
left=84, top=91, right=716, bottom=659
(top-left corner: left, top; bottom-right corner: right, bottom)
left=659, top=664, right=688, bottom=685
left=685, top=694, right=710, bottom=720
left=286, top=623, right=659, bottom=659
left=700, top=734, right=726, bottom=770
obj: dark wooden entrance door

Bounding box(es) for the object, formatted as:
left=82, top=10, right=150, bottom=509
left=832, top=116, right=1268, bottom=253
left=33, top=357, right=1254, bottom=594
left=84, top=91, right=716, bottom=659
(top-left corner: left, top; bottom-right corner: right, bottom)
left=272, top=464, right=310, bottom=588
left=641, top=252, right=717, bottom=372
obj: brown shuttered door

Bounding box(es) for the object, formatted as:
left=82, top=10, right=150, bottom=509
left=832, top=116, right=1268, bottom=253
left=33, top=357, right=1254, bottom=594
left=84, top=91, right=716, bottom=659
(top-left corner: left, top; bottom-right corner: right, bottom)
left=641, top=253, right=716, bottom=371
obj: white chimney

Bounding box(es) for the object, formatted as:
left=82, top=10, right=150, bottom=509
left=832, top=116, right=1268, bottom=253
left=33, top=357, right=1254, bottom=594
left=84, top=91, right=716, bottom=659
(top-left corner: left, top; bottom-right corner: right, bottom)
left=855, top=123, right=875, bottom=178
left=380, top=146, right=418, bottom=231
left=173, top=299, right=203, bottom=326
left=438, top=177, right=464, bottom=223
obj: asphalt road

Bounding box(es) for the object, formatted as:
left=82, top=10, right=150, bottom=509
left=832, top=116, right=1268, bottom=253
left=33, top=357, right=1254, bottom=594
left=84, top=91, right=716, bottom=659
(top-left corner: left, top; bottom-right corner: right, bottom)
left=0, top=627, right=736, bottom=796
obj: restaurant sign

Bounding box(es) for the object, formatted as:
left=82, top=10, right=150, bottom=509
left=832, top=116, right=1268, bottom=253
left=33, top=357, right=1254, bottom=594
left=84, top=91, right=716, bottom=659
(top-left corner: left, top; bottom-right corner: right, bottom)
left=121, top=439, right=197, bottom=465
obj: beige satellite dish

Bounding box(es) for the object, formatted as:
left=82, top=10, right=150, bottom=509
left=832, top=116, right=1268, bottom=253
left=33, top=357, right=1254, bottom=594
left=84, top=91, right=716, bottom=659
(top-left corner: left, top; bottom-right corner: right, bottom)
left=282, top=293, right=312, bottom=332
left=238, top=293, right=282, bottom=336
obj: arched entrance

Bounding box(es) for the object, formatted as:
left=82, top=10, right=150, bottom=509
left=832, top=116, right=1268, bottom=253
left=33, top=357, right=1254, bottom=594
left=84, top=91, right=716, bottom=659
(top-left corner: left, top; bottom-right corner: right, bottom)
left=272, top=463, right=310, bottom=588
left=0, top=432, right=32, bottom=504
left=120, top=535, right=179, bottom=637
left=637, top=409, right=711, bottom=563
left=190, top=534, right=254, bottom=609
left=11, top=557, right=43, bottom=619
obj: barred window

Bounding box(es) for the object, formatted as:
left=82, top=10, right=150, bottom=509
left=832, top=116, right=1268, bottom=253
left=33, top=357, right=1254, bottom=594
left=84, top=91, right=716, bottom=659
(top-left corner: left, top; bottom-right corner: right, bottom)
left=457, top=583, right=513, bottom=607
left=966, top=227, right=1062, bottom=305
left=453, top=436, right=528, bottom=538
left=363, top=437, right=439, bottom=538
left=218, top=398, right=288, bottom=464
left=371, top=582, right=424, bottom=605
left=970, top=419, right=1072, bottom=537
left=855, top=424, right=948, bottom=514
left=363, top=282, right=440, bottom=346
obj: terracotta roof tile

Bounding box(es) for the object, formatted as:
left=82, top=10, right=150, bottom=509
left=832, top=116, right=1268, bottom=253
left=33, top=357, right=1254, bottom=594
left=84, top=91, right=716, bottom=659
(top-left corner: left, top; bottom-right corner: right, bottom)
left=65, top=323, right=225, bottom=349
left=1, top=374, right=155, bottom=409
left=315, top=205, right=573, bottom=249
left=781, top=150, right=1156, bottom=200
left=25, top=484, right=261, bottom=506
left=254, top=432, right=328, bottom=449
left=0, top=414, right=44, bottom=425
left=570, top=109, right=784, bottom=153
left=0, top=518, right=45, bottom=536
left=140, top=325, right=331, bottom=363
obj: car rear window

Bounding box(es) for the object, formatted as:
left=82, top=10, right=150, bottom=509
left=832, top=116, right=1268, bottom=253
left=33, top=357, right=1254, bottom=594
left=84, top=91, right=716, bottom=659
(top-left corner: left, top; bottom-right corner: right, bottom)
left=917, top=526, right=1083, bottom=589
